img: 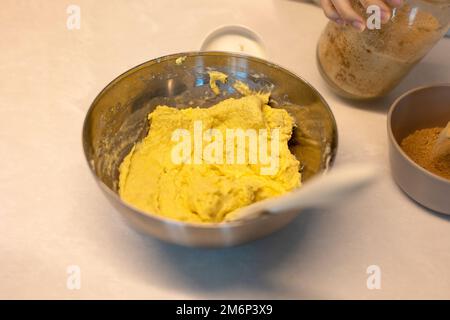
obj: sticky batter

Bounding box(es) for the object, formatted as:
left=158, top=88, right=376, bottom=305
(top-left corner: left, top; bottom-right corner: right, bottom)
left=118, top=78, right=301, bottom=223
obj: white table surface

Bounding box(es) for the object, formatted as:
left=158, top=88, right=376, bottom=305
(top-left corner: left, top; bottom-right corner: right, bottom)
left=1, top=0, right=449, bottom=300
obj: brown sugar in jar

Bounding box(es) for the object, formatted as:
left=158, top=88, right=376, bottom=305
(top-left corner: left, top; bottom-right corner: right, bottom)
left=401, top=127, right=450, bottom=180
left=317, top=0, right=450, bottom=99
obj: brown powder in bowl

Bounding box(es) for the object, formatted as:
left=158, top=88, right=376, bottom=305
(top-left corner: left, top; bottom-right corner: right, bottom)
left=401, top=127, right=450, bottom=181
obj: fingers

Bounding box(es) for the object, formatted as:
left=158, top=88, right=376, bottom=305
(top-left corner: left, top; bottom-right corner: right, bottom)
left=331, top=0, right=366, bottom=31
left=320, top=0, right=344, bottom=24
left=322, top=0, right=404, bottom=31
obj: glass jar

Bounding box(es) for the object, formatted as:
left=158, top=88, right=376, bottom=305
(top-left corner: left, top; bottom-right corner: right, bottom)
left=317, top=0, right=450, bottom=99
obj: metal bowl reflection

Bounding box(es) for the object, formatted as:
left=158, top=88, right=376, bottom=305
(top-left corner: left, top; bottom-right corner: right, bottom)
left=82, top=52, right=338, bottom=247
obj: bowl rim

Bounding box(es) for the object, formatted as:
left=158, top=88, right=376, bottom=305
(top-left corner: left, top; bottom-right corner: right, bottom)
left=199, top=24, right=268, bottom=59
left=387, top=83, right=450, bottom=185
left=82, top=51, right=339, bottom=229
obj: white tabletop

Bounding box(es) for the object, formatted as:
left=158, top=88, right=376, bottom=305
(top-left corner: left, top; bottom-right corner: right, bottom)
left=1, top=0, right=449, bottom=299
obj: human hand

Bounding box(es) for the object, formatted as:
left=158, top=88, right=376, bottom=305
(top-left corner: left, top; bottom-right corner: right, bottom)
left=320, top=0, right=404, bottom=31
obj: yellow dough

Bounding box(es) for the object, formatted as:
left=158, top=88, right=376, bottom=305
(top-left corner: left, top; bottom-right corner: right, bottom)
left=118, top=94, right=301, bottom=223
left=208, top=71, right=228, bottom=95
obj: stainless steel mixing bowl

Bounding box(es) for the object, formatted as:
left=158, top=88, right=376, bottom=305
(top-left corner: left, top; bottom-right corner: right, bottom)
left=82, top=52, right=338, bottom=247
